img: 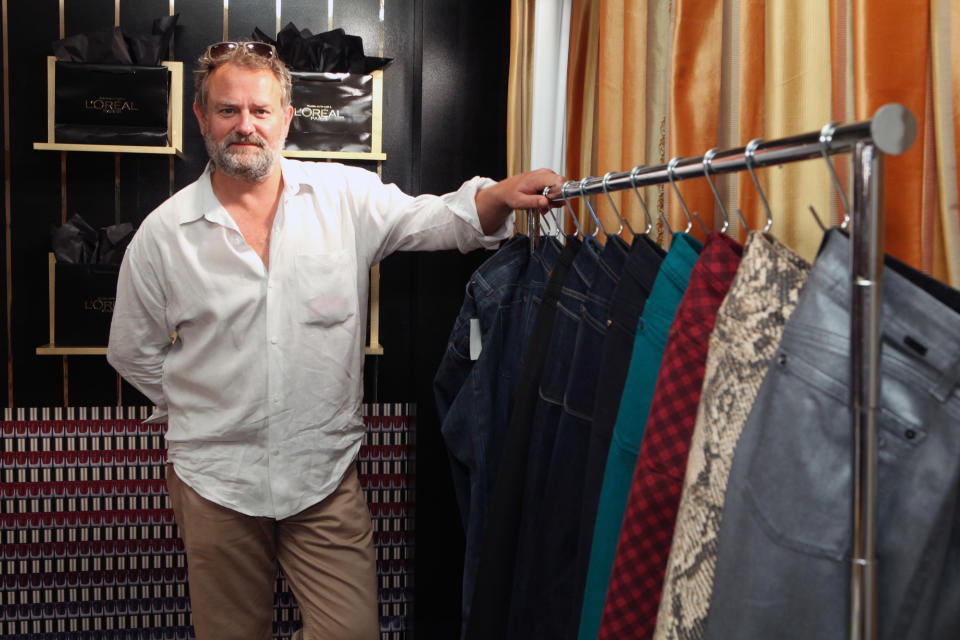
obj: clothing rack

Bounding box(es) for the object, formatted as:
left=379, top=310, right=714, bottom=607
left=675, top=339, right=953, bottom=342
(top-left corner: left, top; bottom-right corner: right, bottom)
left=545, top=102, right=918, bottom=640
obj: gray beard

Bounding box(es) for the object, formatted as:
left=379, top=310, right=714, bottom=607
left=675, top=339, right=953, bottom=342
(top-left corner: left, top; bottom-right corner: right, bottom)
left=204, top=130, right=280, bottom=182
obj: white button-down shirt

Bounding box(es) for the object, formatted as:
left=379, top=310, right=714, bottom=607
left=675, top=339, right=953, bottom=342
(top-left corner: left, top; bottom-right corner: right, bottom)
left=107, top=158, right=509, bottom=518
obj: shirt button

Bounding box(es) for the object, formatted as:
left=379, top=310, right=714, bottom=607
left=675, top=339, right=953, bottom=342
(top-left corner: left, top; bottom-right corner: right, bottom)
left=270, top=337, right=278, bottom=344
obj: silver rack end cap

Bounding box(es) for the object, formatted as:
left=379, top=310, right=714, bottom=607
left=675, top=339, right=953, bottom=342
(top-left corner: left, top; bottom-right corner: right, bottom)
left=871, top=103, right=917, bottom=155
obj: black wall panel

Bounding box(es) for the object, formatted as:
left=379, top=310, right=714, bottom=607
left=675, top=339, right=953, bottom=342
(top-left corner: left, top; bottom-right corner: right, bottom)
left=174, top=1, right=223, bottom=186
left=63, top=0, right=114, bottom=37
left=403, top=3, right=511, bottom=635
left=1, top=0, right=512, bottom=634
left=225, top=0, right=276, bottom=44
left=8, top=0, right=63, bottom=408
left=119, top=0, right=175, bottom=36
left=378, top=0, right=419, bottom=195
left=57, top=0, right=128, bottom=406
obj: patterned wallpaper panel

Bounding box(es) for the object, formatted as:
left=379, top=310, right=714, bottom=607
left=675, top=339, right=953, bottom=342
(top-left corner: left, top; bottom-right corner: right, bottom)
left=1, top=403, right=415, bottom=640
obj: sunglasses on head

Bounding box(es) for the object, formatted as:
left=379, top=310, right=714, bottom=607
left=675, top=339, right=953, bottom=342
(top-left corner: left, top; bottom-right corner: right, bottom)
left=205, top=41, right=277, bottom=60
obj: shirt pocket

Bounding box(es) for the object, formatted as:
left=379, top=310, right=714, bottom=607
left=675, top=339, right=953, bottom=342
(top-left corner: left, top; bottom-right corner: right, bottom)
left=295, top=252, right=357, bottom=326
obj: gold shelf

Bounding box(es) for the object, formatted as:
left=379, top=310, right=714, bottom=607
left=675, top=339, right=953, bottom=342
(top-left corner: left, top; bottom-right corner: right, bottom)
left=33, top=142, right=180, bottom=154
left=37, top=344, right=107, bottom=356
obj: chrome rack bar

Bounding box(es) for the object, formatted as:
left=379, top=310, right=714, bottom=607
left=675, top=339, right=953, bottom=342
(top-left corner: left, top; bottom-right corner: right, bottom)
left=546, top=103, right=917, bottom=640
left=544, top=103, right=916, bottom=205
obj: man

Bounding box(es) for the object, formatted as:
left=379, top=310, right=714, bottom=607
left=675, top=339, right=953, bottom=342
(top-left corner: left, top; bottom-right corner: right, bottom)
left=107, top=41, right=563, bottom=640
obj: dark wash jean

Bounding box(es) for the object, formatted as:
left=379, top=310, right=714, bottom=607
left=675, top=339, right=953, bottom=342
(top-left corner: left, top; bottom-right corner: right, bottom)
left=706, top=229, right=960, bottom=640
left=465, top=237, right=583, bottom=640
left=572, top=234, right=665, bottom=633
left=519, top=235, right=631, bottom=639
left=435, top=234, right=561, bottom=627
left=506, top=236, right=609, bottom=637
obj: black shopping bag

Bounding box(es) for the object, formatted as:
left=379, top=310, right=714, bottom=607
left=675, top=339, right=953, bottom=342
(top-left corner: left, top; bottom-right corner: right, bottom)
left=54, top=262, right=120, bottom=346
left=54, top=62, right=170, bottom=146
left=285, top=72, right=372, bottom=152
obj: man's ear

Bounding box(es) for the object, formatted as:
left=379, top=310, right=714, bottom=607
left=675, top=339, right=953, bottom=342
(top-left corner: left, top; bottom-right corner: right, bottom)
left=193, top=102, right=207, bottom=136
left=282, top=104, right=294, bottom=138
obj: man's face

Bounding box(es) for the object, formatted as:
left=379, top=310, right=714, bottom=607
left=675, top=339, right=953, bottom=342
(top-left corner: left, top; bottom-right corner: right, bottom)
left=193, top=63, right=293, bottom=182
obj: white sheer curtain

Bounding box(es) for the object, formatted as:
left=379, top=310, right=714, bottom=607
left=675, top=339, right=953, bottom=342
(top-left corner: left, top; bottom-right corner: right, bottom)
left=530, top=0, right=573, bottom=233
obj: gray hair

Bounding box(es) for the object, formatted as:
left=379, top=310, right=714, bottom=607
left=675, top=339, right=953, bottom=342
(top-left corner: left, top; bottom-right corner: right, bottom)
left=194, top=42, right=293, bottom=109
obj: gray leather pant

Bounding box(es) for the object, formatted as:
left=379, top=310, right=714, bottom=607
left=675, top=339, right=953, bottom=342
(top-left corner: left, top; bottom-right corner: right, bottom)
left=705, top=230, right=960, bottom=640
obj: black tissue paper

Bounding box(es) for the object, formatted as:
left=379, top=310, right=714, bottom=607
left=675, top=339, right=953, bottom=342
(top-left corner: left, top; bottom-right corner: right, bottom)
left=52, top=14, right=179, bottom=66
left=252, top=23, right=391, bottom=73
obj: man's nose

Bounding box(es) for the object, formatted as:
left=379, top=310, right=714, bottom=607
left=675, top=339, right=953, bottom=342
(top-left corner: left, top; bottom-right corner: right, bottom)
left=236, top=111, right=255, bottom=135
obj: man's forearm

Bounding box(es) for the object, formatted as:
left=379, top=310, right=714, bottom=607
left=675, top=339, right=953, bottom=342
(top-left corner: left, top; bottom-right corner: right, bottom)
left=474, top=168, right=565, bottom=235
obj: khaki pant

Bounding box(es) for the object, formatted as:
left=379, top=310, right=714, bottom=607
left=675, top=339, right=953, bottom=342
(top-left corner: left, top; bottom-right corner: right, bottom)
left=166, top=464, right=378, bottom=640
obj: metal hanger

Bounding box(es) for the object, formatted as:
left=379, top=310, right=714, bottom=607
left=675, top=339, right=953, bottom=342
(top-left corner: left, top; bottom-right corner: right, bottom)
left=820, top=122, right=851, bottom=229
left=667, top=157, right=709, bottom=234
left=578, top=177, right=613, bottom=239
left=807, top=204, right=828, bottom=232
left=541, top=186, right=566, bottom=245
left=560, top=180, right=588, bottom=238
left=744, top=138, right=773, bottom=232
left=734, top=207, right=752, bottom=233
left=701, top=148, right=730, bottom=234
left=628, top=165, right=657, bottom=235
left=600, top=172, right=629, bottom=237
left=705, top=149, right=751, bottom=234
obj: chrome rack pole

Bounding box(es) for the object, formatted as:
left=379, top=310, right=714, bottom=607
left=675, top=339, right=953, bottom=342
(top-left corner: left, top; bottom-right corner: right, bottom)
left=848, top=105, right=916, bottom=640
left=849, top=139, right=882, bottom=640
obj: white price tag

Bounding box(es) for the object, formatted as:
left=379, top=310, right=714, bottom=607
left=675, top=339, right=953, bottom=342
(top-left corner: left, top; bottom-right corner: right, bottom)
left=469, top=318, right=482, bottom=361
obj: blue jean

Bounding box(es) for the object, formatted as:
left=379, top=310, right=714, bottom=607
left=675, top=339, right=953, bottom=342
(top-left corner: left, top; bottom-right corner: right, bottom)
left=572, top=234, right=666, bottom=632
left=520, top=235, right=632, bottom=639
left=465, top=236, right=583, bottom=640
left=504, top=236, right=609, bottom=636
left=435, top=234, right=561, bottom=626
left=705, top=229, right=960, bottom=640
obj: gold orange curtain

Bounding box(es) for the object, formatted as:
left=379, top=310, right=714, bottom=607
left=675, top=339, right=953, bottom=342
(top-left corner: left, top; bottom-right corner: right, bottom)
left=507, top=0, right=536, bottom=234
left=931, top=0, right=960, bottom=285
left=735, top=0, right=767, bottom=239
left=595, top=0, right=630, bottom=239
left=763, top=1, right=833, bottom=259
left=537, top=0, right=960, bottom=283
left=855, top=0, right=930, bottom=269
left=587, top=1, right=673, bottom=244
left=507, top=0, right=535, bottom=179
left=594, top=0, right=656, bottom=240
left=667, top=0, right=724, bottom=243
left=564, top=0, right=600, bottom=234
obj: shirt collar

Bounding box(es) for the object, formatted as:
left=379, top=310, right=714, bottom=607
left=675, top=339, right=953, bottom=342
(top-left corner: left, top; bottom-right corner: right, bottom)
left=178, top=157, right=311, bottom=226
